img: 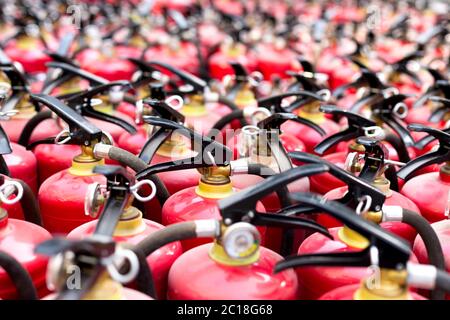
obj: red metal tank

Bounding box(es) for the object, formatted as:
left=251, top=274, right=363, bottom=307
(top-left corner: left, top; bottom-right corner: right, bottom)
left=4, top=142, right=38, bottom=194
left=167, top=243, right=298, bottom=300
left=0, top=215, right=51, bottom=299
left=68, top=216, right=183, bottom=299
left=76, top=48, right=136, bottom=81
left=209, top=43, right=258, bottom=81
left=4, top=38, right=51, bottom=74
left=255, top=42, right=300, bottom=81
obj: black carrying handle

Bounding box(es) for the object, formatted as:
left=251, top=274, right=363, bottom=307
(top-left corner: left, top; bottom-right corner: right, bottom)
left=274, top=192, right=411, bottom=273
left=398, top=124, right=450, bottom=181
left=60, top=81, right=136, bottom=134
left=227, top=62, right=251, bottom=100
left=43, top=61, right=108, bottom=89
left=257, top=112, right=325, bottom=136
left=314, top=105, right=376, bottom=155
left=27, top=94, right=102, bottom=148
left=371, top=94, right=415, bottom=147
left=0, top=63, right=31, bottom=113
left=333, top=68, right=386, bottom=99
left=136, top=117, right=233, bottom=179
left=257, top=91, right=325, bottom=113
left=390, top=52, right=424, bottom=86
left=92, top=165, right=134, bottom=237
left=218, top=164, right=332, bottom=238
left=288, top=151, right=386, bottom=212
left=128, top=58, right=166, bottom=88
left=146, top=60, right=207, bottom=93
left=428, top=96, right=450, bottom=123
left=138, top=98, right=186, bottom=163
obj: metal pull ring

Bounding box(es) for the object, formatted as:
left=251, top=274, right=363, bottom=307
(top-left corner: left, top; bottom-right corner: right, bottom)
left=165, top=95, right=184, bottom=111
left=54, top=129, right=72, bottom=145
left=393, top=102, right=408, bottom=119
left=363, top=126, right=385, bottom=140
left=0, top=180, right=23, bottom=205
left=105, top=247, right=139, bottom=284
left=130, top=179, right=157, bottom=202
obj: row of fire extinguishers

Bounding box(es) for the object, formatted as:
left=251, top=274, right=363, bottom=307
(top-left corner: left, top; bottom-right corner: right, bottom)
left=0, top=0, right=449, bottom=300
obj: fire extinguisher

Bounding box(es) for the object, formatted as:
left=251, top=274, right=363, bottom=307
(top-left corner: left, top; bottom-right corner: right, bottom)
left=332, top=65, right=387, bottom=111
left=23, top=82, right=136, bottom=185
left=36, top=219, right=155, bottom=300
left=143, top=8, right=201, bottom=77
left=12, top=61, right=110, bottom=148
left=405, top=70, right=449, bottom=127
left=135, top=115, right=269, bottom=251
left=3, top=19, right=51, bottom=74
left=0, top=175, right=51, bottom=299
left=309, top=105, right=413, bottom=195
left=133, top=164, right=331, bottom=299
left=137, top=60, right=243, bottom=134
left=208, top=15, right=257, bottom=81
left=385, top=51, right=425, bottom=95
left=75, top=25, right=137, bottom=81
left=274, top=193, right=450, bottom=300
left=28, top=94, right=108, bottom=234
left=279, top=91, right=339, bottom=153
left=210, top=92, right=326, bottom=158
left=285, top=148, right=438, bottom=299
left=120, top=96, right=201, bottom=199
left=353, top=94, right=417, bottom=159
left=0, top=60, right=60, bottom=143
left=398, top=124, right=450, bottom=223
left=29, top=94, right=169, bottom=234
left=220, top=62, right=260, bottom=111
left=0, top=250, right=38, bottom=300
left=292, top=142, right=420, bottom=242
left=69, top=165, right=182, bottom=299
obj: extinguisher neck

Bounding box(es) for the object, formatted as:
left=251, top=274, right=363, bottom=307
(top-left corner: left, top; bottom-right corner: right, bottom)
left=156, top=138, right=190, bottom=158
left=181, top=95, right=207, bottom=117
left=69, top=158, right=105, bottom=176
left=196, top=177, right=233, bottom=199
left=297, top=101, right=325, bottom=124
left=354, top=269, right=410, bottom=300
left=209, top=240, right=260, bottom=267
left=113, top=206, right=146, bottom=237
left=337, top=225, right=370, bottom=249
left=372, top=177, right=393, bottom=197
left=234, top=87, right=256, bottom=109
left=82, top=272, right=124, bottom=300
left=348, top=142, right=365, bottom=153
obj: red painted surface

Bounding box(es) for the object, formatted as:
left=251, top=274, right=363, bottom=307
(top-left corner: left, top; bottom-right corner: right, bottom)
left=167, top=243, right=298, bottom=300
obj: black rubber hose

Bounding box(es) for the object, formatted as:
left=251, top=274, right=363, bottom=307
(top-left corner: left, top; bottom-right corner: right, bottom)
left=402, top=209, right=446, bottom=300
left=384, top=133, right=411, bottom=163
left=134, top=221, right=197, bottom=257
left=436, top=269, right=450, bottom=294
left=131, top=247, right=158, bottom=300
left=0, top=251, right=38, bottom=300
left=207, top=109, right=244, bottom=137
left=384, top=165, right=399, bottom=192
left=248, top=163, right=295, bottom=256
left=0, top=156, right=10, bottom=176
left=14, top=179, right=42, bottom=227
left=17, top=110, right=53, bottom=147
left=106, top=146, right=170, bottom=205
left=217, top=96, right=248, bottom=127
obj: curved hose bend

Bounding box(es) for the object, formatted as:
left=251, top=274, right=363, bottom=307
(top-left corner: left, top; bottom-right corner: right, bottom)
left=17, top=110, right=53, bottom=147
left=134, top=220, right=219, bottom=257
left=94, top=144, right=170, bottom=205
left=402, top=209, right=446, bottom=300
left=0, top=251, right=38, bottom=300
left=130, top=247, right=157, bottom=300
left=436, top=269, right=450, bottom=294
left=14, top=179, right=42, bottom=226
left=207, top=109, right=244, bottom=137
